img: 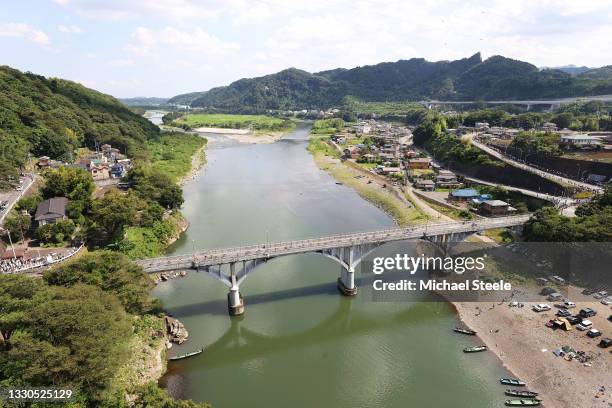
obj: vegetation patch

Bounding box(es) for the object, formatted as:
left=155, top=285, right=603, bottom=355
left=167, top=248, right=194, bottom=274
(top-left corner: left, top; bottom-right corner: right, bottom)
left=174, top=113, right=293, bottom=131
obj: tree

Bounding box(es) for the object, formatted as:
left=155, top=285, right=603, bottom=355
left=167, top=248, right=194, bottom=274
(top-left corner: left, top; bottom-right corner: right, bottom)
left=0, top=161, right=20, bottom=191
left=88, top=190, right=140, bottom=244
left=35, top=219, right=76, bottom=245
left=15, top=193, right=43, bottom=215
left=126, top=167, right=184, bottom=209
left=133, top=383, right=211, bottom=408
left=44, top=251, right=158, bottom=314
left=0, top=280, right=132, bottom=404
left=4, top=212, right=32, bottom=242
left=42, top=167, right=95, bottom=219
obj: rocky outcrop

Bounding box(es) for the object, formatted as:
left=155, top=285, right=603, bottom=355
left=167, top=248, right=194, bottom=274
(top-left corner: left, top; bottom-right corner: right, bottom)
left=165, top=316, right=188, bottom=344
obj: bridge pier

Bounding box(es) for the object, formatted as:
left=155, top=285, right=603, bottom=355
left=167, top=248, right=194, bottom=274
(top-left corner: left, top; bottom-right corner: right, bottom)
left=227, top=263, right=244, bottom=316
left=338, top=266, right=357, bottom=296
left=228, top=285, right=245, bottom=316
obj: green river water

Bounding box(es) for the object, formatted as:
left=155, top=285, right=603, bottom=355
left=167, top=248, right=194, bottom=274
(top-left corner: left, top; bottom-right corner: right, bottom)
left=152, top=122, right=511, bottom=408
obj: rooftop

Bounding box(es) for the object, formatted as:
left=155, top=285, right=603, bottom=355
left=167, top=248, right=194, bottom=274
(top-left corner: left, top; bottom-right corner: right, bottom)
left=451, top=188, right=479, bottom=197
left=35, top=197, right=68, bottom=221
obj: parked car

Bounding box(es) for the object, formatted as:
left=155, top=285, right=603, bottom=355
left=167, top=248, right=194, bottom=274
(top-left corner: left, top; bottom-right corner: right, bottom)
left=582, top=288, right=596, bottom=295
left=540, top=287, right=556, bottom=296
left=548, top=293, right=563, bottom=302
left=587, top=328, right=602, bottom=338
left=533, top=304, right=551, bottom=312
left=566, top=316, right=581, bottom=325
left=579, top=308, right=597, bottom=318
left=600, top=296, right=612, bottom=306
left=577, top=320, right=593, bottom=331
left=550, top=275, right=566, bottom=284
left=594, top=291, right=608, bottom=299
left=599, top=338, right=612, bottom=348
left=556, top=309, right=571, bottom=317
left=536, top=278, right=548, bottom=286
left=563, top=301, right=576, bottom=309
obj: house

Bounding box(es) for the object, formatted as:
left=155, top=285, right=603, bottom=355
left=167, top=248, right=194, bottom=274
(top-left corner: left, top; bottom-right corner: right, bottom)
left=560, top=134, right=603, bottom=149
left=38, top=156, right=51, bottom=168
left=415, top=179, right=435, bottom=191
left=408, top=158, right=431, bottom=169
left=110, top=163, right=127, bottom=178
left=35, top=197, right=68, bottom=226
left=435, top=170, right=461, bottom=187
left=343, top=147, right=360, bottom=159
left=1, top=248, right=27, bottom=260
left=379, top=167, right=401, bottom=175
left=90, top=164, right=110, bottom=181
left=541, top=122, right=558, bottom=132
left=475, top=122, right=489, bottom=130
left=449, top=188, right=480, bottom=202
left=480, top=199, right=517, bottom=216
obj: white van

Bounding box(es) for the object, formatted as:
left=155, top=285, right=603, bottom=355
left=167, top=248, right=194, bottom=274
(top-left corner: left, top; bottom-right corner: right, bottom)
left=548, top=292, right=563, bottom=301
left=563, top=301, right=576, bottom=309
left=576, top=320, right=593, bottom=331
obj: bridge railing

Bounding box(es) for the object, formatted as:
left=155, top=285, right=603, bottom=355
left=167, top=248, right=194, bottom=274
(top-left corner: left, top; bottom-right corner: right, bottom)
left=137, top=215, right=530, bottom=267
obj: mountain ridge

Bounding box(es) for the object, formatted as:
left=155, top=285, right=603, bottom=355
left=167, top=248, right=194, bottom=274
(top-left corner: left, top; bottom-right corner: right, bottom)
left=168, top=54, right=612, bottom=112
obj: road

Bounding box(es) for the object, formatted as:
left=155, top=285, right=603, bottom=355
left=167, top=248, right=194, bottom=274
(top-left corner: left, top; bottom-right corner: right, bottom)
left=0, top=174, right=35, bottom=226
left=137, top=214, right=530, bottom=273
left=469, top=136, right=603, bottom=192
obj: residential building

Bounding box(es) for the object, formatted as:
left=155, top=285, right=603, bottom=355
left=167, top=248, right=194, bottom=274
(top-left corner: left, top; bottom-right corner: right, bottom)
left=475, top=122, right=490, bottom=130
left=448, top=188, right=480, bottom=202
left=480, top=200, right=517, bottom=216
left=415, top=179, right=435, bottom=191
left=408, top=158, right=431, bottom=169
left=541, top=122, right=558, bottom=132
left=560, top=134, right=603, bottom=149
left=435, top=170, right=461, bottom=187
left=35, top=197, right=68, bottom=226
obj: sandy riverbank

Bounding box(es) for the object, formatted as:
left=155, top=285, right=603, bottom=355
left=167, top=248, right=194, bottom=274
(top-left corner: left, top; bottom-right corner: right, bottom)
left=193, top=127, right=285, bottom=144
left=454, top=288, right=611, bottom=408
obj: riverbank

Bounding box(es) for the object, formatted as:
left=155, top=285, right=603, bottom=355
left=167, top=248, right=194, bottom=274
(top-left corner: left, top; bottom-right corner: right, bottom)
left=307, top=135, right=427, bottom=226
left=193, top=127, right=286, bottom=144
left=453, top=289, right=611, bottom=408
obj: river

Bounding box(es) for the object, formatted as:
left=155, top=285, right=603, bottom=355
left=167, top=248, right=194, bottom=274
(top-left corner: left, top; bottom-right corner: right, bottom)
left=152, top=122, right=512, bottom=407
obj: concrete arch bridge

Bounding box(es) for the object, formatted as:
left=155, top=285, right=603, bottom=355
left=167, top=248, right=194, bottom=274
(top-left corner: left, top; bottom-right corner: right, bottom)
left=137, top=215, right=529, bottom=315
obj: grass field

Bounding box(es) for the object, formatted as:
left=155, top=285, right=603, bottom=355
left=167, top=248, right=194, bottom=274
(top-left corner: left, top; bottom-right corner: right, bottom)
left=145, top=132, right=207, bottom=182
left=174, top=113, right=293, bottom=131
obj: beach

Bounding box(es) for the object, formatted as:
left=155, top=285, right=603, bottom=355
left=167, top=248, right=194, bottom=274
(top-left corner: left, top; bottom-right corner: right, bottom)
left=454, top=287, right=611, bottom=408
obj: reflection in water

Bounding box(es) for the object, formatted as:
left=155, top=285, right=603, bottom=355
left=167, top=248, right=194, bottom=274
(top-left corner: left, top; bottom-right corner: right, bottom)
left=153, top=123, right=511, bottom=408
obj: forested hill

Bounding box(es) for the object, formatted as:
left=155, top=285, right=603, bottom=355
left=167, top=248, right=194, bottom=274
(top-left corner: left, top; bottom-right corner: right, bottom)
left=0, top=66, right=159, bottom=171
left=169, top=53, right=612, bottom=112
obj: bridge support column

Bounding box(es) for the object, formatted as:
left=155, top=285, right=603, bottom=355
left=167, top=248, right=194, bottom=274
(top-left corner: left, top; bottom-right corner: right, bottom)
left=338, top=266, right=357, bottom=296
left=227, top=263, right=244, bottom=316
left=228, top=285, right=244, bottom=316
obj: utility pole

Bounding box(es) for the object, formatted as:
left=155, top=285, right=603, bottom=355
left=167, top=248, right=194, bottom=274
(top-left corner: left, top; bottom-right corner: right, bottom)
left=7, top=229, right=16, bottom=259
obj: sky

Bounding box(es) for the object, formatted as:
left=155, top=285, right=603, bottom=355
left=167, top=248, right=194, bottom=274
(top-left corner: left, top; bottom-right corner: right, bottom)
left=1, top=0, right=611, bottom=98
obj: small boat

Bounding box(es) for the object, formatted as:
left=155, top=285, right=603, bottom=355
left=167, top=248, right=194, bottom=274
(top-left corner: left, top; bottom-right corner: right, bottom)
left=500, top=378, right=526, bottom=386
left=505, top=390, right=539, bottom=398
left=454, top=327, right=477, bottom=335
left=335, top=182, right=343, bottom=185
left=504, top=399, right=540, bottom=406
left=169, top=348, right=204, bottom=361
left=463, top=345, right=487, bottom=353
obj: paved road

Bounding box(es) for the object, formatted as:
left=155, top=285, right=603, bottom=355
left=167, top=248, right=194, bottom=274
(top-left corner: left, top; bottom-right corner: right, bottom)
left=470, top=137, right=603, bottom=192
left=0, top=174, right=35, bottom=226
left=137, top=215, right=530, bottom=273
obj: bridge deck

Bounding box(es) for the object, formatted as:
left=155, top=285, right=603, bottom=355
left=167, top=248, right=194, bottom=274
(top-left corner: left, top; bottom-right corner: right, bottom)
left=137, top=215, right=529, bottom=273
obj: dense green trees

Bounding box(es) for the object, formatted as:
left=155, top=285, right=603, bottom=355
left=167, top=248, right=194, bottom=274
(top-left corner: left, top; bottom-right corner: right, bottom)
left=44, top=251, right=158, bottom=314
left=0, top=276, right=131, bottom=404
left=127, top=167, right=184, bottom=209
left=3, top=212, right=32, bottom=242
left=169, top=55, right=612, bottom=112
left=42, top=167, right=95, bottom=221
left=0, top=66, right=160, bottom=189
left=523, top=186, right=612, bottom=242
left=510, top=131, right=562, bottom=157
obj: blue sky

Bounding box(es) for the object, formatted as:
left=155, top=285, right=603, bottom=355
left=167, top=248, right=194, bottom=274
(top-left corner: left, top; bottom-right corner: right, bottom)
left=1, top=0, right=611, bottom=98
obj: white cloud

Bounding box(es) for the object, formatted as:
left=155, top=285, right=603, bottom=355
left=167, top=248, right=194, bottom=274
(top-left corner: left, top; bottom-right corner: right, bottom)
left=0, top=23, right=50, bottom=45
left=58, top=24, right=82, bottom=33
left=127, top=26, right=239, bottom=58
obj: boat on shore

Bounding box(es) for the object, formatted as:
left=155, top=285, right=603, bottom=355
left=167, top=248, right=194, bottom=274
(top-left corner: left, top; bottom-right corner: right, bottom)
left=169, top=348, right=204, bottom=361
left=505, top=390, right=538, bottom=398
left=463, top=345, right=487, bottom=353
left=500, top=378, right=526, bottom=386
left=454, top=327, right=477, bottom=335
left=504, top=398, right=540, bottom=406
